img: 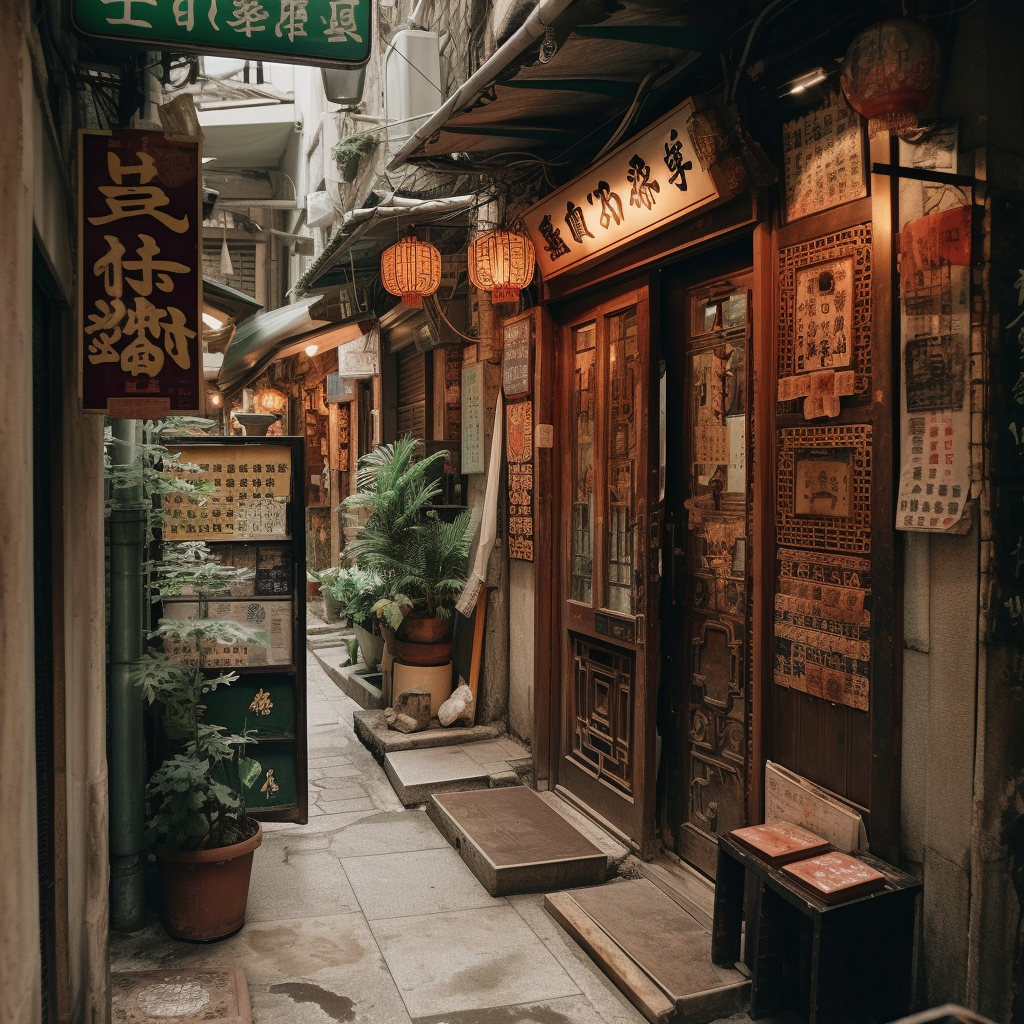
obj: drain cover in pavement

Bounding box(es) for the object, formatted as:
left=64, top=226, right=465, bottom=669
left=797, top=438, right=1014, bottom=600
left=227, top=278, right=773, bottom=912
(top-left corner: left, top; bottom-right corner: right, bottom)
left=429, top=786, right=606, bottom=896
left=111, top=968, right=251, bottom=1023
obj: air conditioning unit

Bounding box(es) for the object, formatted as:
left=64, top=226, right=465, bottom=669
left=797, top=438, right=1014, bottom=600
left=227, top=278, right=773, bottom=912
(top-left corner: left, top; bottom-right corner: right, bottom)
left=386, top=30, right=441, bottom=159
left=326, top=373, right=357, bottom=402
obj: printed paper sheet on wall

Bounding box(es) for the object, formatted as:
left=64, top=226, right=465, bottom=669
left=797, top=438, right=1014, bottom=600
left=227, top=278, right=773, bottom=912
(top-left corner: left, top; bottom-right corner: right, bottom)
left=461, top=362, right=486, bottom=474
left=164, top=444, right=292, bottom=539
left=896, top=203, right=972, bottom=532
left=506, top=398, right=534, bottom=561
left=161, top=598, right=293, bottom=666
left=782, top=89, right=866, bottom=223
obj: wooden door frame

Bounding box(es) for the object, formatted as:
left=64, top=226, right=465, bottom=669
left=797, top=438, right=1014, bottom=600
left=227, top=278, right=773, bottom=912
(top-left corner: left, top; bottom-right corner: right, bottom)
left=541, top=276, right=660, bottom=856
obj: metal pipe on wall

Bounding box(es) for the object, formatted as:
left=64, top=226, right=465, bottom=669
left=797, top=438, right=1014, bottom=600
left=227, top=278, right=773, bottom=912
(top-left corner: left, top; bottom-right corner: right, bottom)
left=107, top=419, right=148, bottom=931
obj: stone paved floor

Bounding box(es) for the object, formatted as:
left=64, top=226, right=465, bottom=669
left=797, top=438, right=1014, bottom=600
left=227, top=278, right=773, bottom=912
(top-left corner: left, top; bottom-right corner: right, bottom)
left=109, top=653, right=651, bottom=1024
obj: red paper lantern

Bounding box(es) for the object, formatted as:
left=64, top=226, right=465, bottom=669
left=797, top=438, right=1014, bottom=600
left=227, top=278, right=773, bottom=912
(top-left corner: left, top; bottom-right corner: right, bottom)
left=467, top=230, right=536, bottom=305
left=380, top=235, right=441, bottom=308
left=841, top=19, right=940, bottom=138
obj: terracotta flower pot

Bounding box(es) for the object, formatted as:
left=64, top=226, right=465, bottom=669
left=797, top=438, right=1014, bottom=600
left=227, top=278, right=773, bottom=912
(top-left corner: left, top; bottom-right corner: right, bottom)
left=403, top=615, right=449, bottom=644
left=153, top=821, right=262, bottom=942
left=396, top=639, right=453, bottom=666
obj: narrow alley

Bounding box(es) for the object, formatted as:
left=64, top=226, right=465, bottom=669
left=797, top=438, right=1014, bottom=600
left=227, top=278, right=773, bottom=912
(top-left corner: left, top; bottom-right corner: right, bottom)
left=110, top=650, right=660, bottom=1024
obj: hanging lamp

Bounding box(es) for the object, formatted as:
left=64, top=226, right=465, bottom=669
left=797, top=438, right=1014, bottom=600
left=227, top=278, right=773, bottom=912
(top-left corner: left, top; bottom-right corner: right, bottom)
left=840, top=18, right=941, bottom=138
left=467, top=230, right=536, bottom=305
left=380, top=234, right=441, bottom=308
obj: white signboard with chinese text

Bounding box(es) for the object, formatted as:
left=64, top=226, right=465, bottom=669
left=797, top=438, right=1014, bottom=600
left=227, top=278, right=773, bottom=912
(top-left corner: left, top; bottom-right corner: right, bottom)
left=523, top=97, right=727, bottom=280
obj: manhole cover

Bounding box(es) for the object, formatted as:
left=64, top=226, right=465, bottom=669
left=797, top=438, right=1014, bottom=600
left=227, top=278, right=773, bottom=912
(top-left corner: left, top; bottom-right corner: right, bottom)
left=111, top=969, right=251, bottom=1024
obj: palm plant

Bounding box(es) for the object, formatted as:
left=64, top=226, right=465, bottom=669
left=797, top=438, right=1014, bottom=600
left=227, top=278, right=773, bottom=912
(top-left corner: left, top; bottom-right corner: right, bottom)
left=341, top=437, right=474, bottom=634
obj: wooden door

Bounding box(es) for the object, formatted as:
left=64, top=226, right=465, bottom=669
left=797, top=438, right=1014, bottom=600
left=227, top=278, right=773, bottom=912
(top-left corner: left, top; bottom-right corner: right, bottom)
left=663, top=271, right=755, bottom=876
left=555, top=286, right=658, bottom=854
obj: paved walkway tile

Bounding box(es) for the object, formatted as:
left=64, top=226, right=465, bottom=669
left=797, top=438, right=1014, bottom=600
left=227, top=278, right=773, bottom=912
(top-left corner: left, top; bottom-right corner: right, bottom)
left=109, top=653, right=648, bottom=1024
left=369, top=904, right=580, bottom=1018
left=246, top=839, right=360, bottom=923
left=342, top=847, right=499, bottom=921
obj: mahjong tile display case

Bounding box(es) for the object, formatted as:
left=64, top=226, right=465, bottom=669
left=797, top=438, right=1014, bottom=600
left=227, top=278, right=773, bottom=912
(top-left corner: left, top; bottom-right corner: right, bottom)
left=162, top=435, right=308, bottom=823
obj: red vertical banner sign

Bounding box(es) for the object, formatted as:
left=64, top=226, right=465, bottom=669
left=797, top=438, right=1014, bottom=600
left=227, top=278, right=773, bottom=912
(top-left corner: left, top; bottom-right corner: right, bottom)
left=506, top=397, right=534, bottom=561
left=79, top=129, right=202, bottom=417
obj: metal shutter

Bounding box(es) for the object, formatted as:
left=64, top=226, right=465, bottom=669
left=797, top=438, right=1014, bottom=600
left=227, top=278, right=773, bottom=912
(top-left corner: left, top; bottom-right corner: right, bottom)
left=396, top=348, right=426, bottom=439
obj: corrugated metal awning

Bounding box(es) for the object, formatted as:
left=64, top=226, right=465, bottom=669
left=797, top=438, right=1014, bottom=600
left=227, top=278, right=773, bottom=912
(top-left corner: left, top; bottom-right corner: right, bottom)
left=293, top=193, right=478, bottom=296
left=217, top=296, right=367, bottom=395
left=387, top=0, right=725, bottom=172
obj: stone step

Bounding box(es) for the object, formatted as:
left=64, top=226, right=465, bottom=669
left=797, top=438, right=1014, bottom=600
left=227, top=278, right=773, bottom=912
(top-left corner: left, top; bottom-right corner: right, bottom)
left=545, top=878, right=749, bottom=1024
left=428, top=787, right=607, bottom=897
left=384, top=746, right=492, bottom=805
left=312, top=647, right=384, bottom=709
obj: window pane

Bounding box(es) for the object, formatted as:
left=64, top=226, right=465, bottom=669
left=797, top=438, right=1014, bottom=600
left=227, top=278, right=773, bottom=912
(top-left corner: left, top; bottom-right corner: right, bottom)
left=606, top=307, right=638, bottom=615
left=571, top=323, right=596, bottom=603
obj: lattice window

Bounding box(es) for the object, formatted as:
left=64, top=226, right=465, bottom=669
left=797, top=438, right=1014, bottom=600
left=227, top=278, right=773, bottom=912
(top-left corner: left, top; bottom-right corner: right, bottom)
left=571, top=324, right=596, bottom=603
left=606, top=308, right=639, bottom=615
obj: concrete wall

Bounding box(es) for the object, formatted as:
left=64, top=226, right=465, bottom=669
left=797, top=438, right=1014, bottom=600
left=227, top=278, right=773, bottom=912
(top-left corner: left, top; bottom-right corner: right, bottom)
left=901, top=528, right=980, bottom=1007
left=900, top=3, right=1024, bottom=1017
left=1, top=16, right=43, bottom=1022
left=1, top=9, right=110, bottom=1021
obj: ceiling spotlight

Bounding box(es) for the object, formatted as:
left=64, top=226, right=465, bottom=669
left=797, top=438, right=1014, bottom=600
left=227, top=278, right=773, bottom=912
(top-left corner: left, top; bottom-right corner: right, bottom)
left=305, top=343, right=319, bottom=357
left=788, top=67, right=827, bottom=95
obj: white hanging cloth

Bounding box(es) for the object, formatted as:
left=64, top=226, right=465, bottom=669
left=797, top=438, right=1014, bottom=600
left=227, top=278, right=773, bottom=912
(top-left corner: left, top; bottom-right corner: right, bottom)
left=456, top=389, right=503, bottom=616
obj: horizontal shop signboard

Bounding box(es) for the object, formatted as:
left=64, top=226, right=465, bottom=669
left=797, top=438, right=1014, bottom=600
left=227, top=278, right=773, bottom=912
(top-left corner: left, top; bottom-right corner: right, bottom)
left=523, top=97, right=739, bottom=281
left=72, top=0, right=372, bottom=67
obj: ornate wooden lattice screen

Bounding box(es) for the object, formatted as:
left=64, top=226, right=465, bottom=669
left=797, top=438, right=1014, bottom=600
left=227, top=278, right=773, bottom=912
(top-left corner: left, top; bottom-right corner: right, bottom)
left=571, top=634, right=635, bottom=795
left=767, top=194, right=898, bottom=855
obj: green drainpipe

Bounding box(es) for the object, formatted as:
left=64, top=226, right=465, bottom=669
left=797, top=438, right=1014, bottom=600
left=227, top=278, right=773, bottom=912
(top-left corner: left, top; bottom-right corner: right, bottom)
left=108, top=419, right=148, bottom=931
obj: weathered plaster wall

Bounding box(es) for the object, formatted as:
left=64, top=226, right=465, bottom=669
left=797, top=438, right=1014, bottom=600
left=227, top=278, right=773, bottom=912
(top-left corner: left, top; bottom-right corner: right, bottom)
left=1, top=15, right=43, bottom=1022
left=508, top=559, right=535, bottom=745
left=901, top=3, right=1024, bottom=1018
left=901, top=528, right=979, bottom=1007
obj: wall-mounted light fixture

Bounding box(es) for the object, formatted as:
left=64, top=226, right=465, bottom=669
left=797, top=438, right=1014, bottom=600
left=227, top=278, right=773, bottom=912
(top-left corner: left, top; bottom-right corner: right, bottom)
left=786, top=67, right=827, bottom=95
left=304, top=343, right=319, bottom=357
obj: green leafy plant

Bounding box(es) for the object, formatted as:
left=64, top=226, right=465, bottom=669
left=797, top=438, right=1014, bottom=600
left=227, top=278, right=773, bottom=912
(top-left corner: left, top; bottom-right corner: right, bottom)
left=133, top=541, right=267, bottom=852
left=322, top=565, right=385, bottom=628
left=341, top=437, right=474, bottom=633
left=332, top=133, right=378, bottom=182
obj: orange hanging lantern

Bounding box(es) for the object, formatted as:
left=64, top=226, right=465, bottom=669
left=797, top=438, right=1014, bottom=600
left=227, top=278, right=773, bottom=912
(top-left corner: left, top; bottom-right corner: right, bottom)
left=380, top=235, right=441, bottom=308
left=467, top=230, right=536, bottom=305
left=840, top=19, right=941, bottom=138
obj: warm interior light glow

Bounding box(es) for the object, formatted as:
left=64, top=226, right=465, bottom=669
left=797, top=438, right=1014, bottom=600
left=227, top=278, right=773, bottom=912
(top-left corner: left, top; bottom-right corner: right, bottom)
left=305, top=343, right=319, bottom=357
left=380, top=235, right=442, bottom=307
left=467, top=230, right=536, bottom=305
left=209, top=392, right=223, bottom=407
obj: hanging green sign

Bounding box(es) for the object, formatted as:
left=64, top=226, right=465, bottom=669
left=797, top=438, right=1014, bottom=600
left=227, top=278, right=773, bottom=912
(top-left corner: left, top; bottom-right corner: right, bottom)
left=72, top=0, right=372, bottom=67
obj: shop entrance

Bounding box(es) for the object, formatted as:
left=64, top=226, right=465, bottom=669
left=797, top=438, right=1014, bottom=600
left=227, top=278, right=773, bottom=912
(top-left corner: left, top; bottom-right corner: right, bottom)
left=660, top=248, right=755, bottom=877
left=554, top=284, right=660, bottom=854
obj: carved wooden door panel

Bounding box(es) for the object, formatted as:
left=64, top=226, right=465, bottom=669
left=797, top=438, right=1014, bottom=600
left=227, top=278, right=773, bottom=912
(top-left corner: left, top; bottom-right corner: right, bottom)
left=555, top=287, right=658, bottom=854
left=668, top=275, right=754, bottom=876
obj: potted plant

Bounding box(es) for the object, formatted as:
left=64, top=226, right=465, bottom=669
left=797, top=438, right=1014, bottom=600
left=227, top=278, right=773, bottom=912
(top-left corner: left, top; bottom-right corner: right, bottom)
left=372, top=508, right=474, bottom=664
left=134, top=542, right=267, bottom=942
left=332, top=133, right=378, bottom=183
left=308, top=566, right=344, bottom=622
left=323, top=565, right=386, bottom=670
left=342, top=437, right=475, bottom=666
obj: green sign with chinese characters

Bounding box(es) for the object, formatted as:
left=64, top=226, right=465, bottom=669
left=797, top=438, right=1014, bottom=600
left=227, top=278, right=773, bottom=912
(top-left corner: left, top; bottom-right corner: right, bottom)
left=72, top=0, right=372, bottom=67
